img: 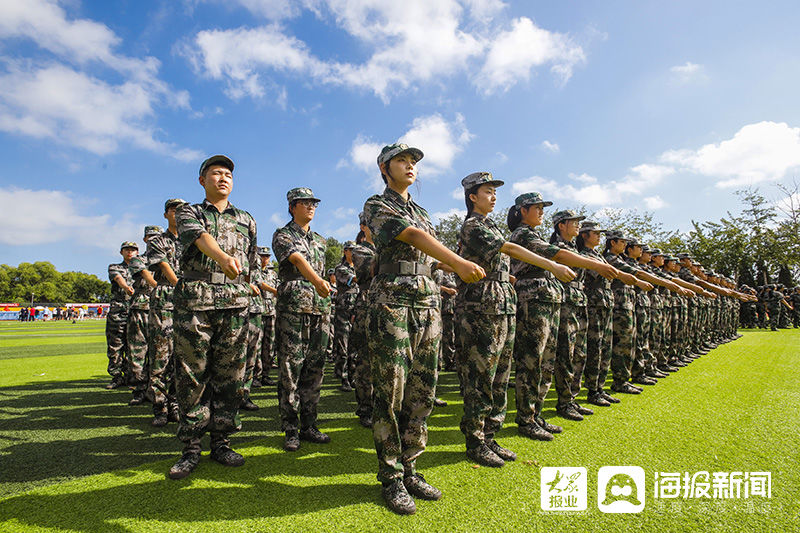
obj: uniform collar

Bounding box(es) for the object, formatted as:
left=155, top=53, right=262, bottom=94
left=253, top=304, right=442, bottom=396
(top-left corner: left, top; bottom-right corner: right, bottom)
left=383, top=186, right=413, bottom=206
left=287, top=220, right=313, bottom=239
left=201, top=198, right=235, bottom=214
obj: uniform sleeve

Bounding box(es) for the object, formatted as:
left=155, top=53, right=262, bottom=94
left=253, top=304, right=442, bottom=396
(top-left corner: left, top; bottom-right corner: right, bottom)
left=108, top=264, right=124, bottom=283
left=606, top=254, right=639, bottom=275
left=352, top=247, right=374, bottom=281
left=513, top=228, right=561, bottom=259
left=271, top=227, right=298, bottom=265
left=146, top=236, right=167, bottom=268
left=177, top=204, right=206, bottom=247
left=364, top=196, right=412, bottom=249
left=247, top=214, right=259, bottom=282
left=128, top=256, right=147, bottom=277
left=461, top=217, right=506, bottom=265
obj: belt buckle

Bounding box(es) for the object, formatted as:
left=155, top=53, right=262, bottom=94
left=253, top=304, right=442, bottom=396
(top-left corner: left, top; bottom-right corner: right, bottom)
left=211, top=272, right=226, bottom=284
left=398, top=261, right=413, bottom=275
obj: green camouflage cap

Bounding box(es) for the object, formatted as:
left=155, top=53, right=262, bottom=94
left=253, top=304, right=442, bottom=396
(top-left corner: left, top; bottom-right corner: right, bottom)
left=649, top=248, right=664, bottom=256
left=461, top=171, right=504, bottom=190
left=287, top=187, right=321, bottom=203
left=552, top=209, right=586, bottom=226
left=515, top=192, right=553, bottom=208
left=605, top=230, right=629, bottom=241
left=579, top=220, right=607, bottom=233
left=676, top=252, right=692, bottom=260
left=663, top=255, right=678, bottom=262
left=144, top=225, right=162, bottom=238
left=164, top=198, right=187, bottom=211
left=120, top=241, right=138, bottom=251
left=627, top=238, right=643, bottom=247
left=257, top=246, right=271, bottom=256
left=343, top=240, right=356, bottom=250
left=640, top=244, right=651, bottom=253
left=377, top=143, right=424, bottom=166
left=199, top=154, right=234, bottom=176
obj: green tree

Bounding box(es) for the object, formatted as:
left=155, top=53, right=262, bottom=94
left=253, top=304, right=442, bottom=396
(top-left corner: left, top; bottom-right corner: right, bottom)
left=325, top=237, right=343, bottom=272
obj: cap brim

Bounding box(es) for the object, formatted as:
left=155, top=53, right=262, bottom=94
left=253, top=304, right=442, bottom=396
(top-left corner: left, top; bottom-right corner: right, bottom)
left=200, top=155, right=234, bottom=175
left=399, top=147, right=424, bottom=162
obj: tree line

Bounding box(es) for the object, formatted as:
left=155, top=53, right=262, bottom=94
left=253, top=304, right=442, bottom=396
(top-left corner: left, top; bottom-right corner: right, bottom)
left=0, top=262, right=110, bottom=304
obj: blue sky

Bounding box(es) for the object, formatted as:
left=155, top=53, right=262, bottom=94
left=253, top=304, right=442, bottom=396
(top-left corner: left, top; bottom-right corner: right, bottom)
left=2, top=0, right=799, bottom=279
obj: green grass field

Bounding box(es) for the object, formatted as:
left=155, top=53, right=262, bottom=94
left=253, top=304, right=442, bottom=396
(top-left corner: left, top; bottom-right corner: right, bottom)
left=0, top=320, right=797, bottom=532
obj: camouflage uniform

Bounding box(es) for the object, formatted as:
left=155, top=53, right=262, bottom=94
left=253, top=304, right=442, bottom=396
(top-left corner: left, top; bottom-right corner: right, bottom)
left=333, top=257, right=359, bottom=382
left=243, top=271, right=265, bottom=399
left=433, top=269, right=457, bottom=371
left=106, top=258, right=133, bottom=380
left=604, top=250, right=641, bottom=388
left=363, top=186, right=441, bottom=485
left=628, top=255, right=651, bottom=380
left=127, top=251, right=153, bottom=396
left=350, top=241, right=377, bottom=420
left=582, top=247, right=614, bottom=393
left=146, top=228, right=182, bottom=417
left=791, top=289, right=800, bottom=327
left=509, top=223, right=563, bottom=428
left=173, top=199, right=257, bottom=454
left=764, top=288, right=785, bottom=331
left=272, top=220, right=331, bottom=434
left=258, top=262, right=278, bottom=383
left=457, top=212, right=516, bottom=450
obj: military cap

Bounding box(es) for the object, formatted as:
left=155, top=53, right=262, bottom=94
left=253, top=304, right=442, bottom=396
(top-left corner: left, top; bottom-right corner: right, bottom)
left=627, top=238, right=643, bottom=247
left=327, top=268, right=335, bottom=276
left=287, top=187, right=321, bottom=203
left=640, top=244, right=651, bottom=253
left=649, top=248, right=664, bottom=256
left=579, top=220, right=606, bottom=233
left=164, top=198, right=187, bottom=211
left=552, top=209, right=586, bottom=226
left=663, top=255, right=678, bottom=262
left=120, top=241, right=139, bottom=251
left=343, top=240, right=356, bottom=250
left=605, top=230, right=628, bottom=241
left=358, top=211, right=367, bottom=225
left=514, top=192, right=553, bottom=208
left=461, top=171, right=504, bottom=190
left=377, top=143, right=424, bottom=166
left=199, top=154, right=234, bottom=176
left=257, top=246, right=271, bottom=256
left=144, top=225, right=162, bottom=238
left=676, top=252, right=692, bottom=260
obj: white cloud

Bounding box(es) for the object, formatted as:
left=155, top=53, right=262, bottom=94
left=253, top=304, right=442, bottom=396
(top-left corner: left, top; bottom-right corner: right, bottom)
left=343, top=113, right=473, bottom=191
left=185, top=1, right=585, bottom=103
left=570, top=172, right=597, bottom=184
left=475, top=17, right=585, bottom=94
left=332, top=207, right=358, bottom=219
left=495, top=151, right=509, bottom=164
left=643, top=196, right=667, bottom=210
left=512, top=175, right=614, bottom=206
left=451, top=187, right=464, bottom=200
left=541, top=140, right=560, bottom=153
left=660, top=121, right=800, bottom=188
left=432, top=207, right=467, bottom=222
left=270, top=212, right=286, bottom=226
left=328, top=222, right=360, bottom=240
left=0, top=187, right=143, bottom=249
left=0, top=0, right=197, bottom=160
left=670, top=61, right=706, bottom=84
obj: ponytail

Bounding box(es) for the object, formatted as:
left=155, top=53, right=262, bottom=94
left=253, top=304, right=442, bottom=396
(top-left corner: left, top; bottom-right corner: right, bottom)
left=507, top=205, right=522, bottom=232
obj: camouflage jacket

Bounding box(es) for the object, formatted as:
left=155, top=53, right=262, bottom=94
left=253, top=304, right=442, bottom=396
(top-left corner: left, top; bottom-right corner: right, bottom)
left=606, top=252, right=640, bottom=311
left=128, top=253, right=152, bottom=311
left=363, top=187, right=440, bottom=309
left=456, top=213, right=516, bottom=315
left=582, top=248, right=614, bottom=308
left=433, top=269, right=457, bottom=314
left=509, top=223, right=563, bottom=303
left=146, top=230, right=181, bottom=310
left=334, top=261, right=359, bottom=308
left=552, top=234, right=586, bottom=307
left=352, top=241, right=376, bottom=311
left=643, top=264, right=663, bottom=310
left=107, top=261, right=133, bottom=320
left=272, top=220, right=331, bottom=315
left=260, top=265, right=278, bottom=316
left=174, top=199, right=258, bottom=311
left=625, top=256, right=650, bottom=308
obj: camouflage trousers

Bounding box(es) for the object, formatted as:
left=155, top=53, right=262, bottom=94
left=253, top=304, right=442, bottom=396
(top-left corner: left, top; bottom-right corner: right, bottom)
left=147, top=306, right=174, bottom=416
left=554, top=302, right=587, bottom=405
left=649, top=308, right=667, bottom=366
left=767, top=303, right=781, bottom=330
left=244, top=312, right=263, bottom=396
left=583, top=304, right=613, bottom=393
left=440, top=311, right=456, bottom=371
left=457, top=308, right=515, bottom=449
left=105, top=317, right=128, bottom=379
left=367, top=303, right=440, bottom=484
left=350, top=303, right=372, bottom=418
left=514, top=300, right=560, bottom=426
left=333, top=303, right=354, bottom=380
left=256, top=313, right=276, bottom=381
left=276, top=311, right=330, bottom=432
left=127, top=309, right=150, bottom=392
left=632, top=304, right=652, bottom=377
left=173, top=305, right=248, bottom=453
left=610, top=306, right=636, bottom=387
left=666, top=305, right=681, bottom=361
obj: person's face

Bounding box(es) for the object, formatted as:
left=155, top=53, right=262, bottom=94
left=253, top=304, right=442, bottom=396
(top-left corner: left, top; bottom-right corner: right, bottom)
left=121, top=248, right=138, bottom=261
left=628, top=245, right=642, bottom=259
left=164, top=206, right=177, bottom=226
left=290, top=199, right=319, bottom=224
left=640, top=251, right=651, bottom=263
left=582, top=230, right=601, bottom=248
left=259, top=255, right=270, bottom=267
left=610, top=239, right=627, bottom=254
left=521, top=204, right=544, bottom=227
left=652, top=255, right=664, bottom=267
left=382, top=153, right=417, bottom=189
left=560, top=219, right=580, bottom=240
left=199, top=165, right=233, bottom=199
left=470, top=184, right=497, bottom=215
left=344, top=249, right=353, bottom=262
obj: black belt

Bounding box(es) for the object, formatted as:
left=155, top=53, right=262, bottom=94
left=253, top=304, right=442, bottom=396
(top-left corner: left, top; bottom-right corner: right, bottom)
left=378, top=261, right=432, bottom=277
left=183, top=270, right=245, bottom=285
left=485, top=271, right=510, bottom=282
